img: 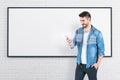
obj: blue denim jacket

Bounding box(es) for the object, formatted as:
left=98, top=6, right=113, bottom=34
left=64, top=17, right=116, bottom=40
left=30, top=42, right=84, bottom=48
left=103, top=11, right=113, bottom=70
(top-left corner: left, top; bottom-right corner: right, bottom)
left=71, top=25, right=105, bottom=68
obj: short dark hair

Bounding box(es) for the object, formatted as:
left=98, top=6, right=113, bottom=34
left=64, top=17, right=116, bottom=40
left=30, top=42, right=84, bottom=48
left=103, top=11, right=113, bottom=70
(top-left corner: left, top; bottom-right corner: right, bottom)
left=79, top=11, right=91, bottom=19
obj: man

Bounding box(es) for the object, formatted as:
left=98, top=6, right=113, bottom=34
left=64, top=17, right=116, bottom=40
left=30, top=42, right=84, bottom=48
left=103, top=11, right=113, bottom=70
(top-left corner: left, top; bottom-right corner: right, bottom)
left=66, top=11, right=105, bottom=80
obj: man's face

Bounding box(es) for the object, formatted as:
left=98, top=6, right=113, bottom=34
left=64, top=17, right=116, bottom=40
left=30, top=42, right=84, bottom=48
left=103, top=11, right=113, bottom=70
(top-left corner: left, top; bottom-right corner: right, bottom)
left=80, top=17, right=91, bottom=28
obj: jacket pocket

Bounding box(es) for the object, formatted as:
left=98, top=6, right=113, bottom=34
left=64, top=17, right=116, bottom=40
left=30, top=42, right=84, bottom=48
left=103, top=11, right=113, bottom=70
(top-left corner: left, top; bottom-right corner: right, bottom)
left=76, top=34, right=82, bottom=43
left=88, top=35, right=96, bottom=44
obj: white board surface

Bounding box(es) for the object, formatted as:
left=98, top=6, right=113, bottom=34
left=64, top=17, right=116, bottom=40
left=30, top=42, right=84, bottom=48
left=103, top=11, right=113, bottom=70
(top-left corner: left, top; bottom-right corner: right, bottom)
left=8, top=7, right=112, bottom=57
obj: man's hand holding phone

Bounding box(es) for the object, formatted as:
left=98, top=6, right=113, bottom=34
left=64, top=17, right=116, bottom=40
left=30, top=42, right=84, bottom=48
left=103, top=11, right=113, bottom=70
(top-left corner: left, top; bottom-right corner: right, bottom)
left=65, top=36, right=74, bottom=46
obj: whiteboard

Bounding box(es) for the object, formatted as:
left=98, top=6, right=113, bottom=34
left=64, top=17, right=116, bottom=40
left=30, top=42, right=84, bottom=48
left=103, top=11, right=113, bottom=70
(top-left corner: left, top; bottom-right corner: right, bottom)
left=7, top=7, right=112, bottom=57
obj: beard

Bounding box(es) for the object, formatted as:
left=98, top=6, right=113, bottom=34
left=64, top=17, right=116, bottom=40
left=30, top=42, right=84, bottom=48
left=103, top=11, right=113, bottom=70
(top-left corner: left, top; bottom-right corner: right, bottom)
left=82, top=21, right=90, bottom=28
left=82, top=23, right=88, bottom=28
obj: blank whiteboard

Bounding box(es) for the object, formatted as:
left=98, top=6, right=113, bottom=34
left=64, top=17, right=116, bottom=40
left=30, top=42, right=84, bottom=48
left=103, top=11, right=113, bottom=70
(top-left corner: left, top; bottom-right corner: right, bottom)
left=7, top=7, right=112, bottom=57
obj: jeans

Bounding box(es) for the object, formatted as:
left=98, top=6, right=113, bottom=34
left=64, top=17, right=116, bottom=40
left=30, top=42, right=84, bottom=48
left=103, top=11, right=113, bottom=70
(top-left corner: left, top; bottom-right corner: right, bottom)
left=75, top=63, right=97, bottom=80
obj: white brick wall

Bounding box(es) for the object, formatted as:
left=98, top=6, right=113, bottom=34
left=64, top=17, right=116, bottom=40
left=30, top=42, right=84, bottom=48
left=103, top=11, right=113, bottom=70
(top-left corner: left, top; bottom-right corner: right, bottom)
left=0, top=0, right=120, bottom=80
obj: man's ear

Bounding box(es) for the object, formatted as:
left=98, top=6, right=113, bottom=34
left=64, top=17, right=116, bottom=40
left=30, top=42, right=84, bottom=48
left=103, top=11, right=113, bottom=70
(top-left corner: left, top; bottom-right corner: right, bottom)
left=88, top=17, right=91, bottom=21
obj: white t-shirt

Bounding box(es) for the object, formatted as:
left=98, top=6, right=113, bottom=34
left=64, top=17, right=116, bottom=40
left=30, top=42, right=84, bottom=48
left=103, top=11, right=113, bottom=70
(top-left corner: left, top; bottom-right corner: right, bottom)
left=81, top=31, right=90, bottom=64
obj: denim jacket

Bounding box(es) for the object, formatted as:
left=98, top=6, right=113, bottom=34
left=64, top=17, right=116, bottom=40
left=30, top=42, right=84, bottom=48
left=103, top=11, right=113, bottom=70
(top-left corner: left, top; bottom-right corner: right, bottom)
left=71, top=25, right=105, bottom=68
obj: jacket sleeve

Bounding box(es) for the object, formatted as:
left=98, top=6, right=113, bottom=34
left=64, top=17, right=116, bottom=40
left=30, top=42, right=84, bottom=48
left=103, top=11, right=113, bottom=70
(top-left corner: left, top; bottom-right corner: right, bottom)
left=70, top=30, right=77, bottom=49
left=97, top=31, right=105, bottom=56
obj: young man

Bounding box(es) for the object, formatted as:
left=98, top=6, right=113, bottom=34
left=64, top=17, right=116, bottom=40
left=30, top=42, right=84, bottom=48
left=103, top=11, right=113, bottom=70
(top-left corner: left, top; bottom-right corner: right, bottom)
left=66, top=11, right=105, bottom=80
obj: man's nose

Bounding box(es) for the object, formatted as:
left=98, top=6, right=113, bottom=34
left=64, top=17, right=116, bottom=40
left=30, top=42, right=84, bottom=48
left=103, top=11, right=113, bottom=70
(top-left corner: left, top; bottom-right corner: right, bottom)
left=81, top=22, right=84, bottom=24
